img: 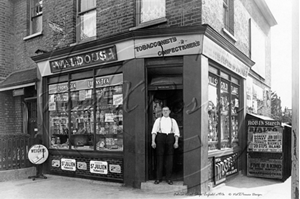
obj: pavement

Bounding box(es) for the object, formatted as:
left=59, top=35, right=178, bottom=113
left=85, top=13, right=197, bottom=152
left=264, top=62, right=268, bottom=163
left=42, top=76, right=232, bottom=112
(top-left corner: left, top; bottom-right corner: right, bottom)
left=0, top=173, right=291, bottom=199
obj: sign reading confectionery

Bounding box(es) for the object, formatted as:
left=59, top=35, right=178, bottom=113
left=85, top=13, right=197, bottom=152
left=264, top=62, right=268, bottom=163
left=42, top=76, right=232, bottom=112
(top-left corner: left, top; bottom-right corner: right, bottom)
left=134, top=35, right=203, bottom=58
left=50, top=46, right=117, bottom=73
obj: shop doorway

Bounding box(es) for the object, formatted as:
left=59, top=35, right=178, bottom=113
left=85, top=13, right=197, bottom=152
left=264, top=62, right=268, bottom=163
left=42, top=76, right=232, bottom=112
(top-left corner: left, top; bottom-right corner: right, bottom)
left=147, top=89, right=183, bottom=181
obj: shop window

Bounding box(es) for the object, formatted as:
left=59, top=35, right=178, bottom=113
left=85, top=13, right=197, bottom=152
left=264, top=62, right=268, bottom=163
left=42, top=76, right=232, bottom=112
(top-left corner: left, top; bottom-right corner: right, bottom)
left=77, top=0, right=96, bottom=42
left=29, top=0, right=43, bottom=35
left=223, top=0, right=234, bottom=35
left=208, top=66, right=240, bottom=151
left=138, top=0, right=166, bottom=24
left=48, top=73, right=123, bottom=152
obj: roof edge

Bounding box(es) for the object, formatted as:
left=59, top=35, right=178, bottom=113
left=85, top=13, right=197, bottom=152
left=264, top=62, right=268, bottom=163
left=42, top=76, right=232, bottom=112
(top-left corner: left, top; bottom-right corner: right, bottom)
left=254, top=0, right=278, bottom=27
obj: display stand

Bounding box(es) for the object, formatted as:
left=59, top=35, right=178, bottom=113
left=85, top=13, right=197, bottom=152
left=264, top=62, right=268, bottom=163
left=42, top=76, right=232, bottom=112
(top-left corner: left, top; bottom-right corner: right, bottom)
left=27, top=144, right=49, bottom=181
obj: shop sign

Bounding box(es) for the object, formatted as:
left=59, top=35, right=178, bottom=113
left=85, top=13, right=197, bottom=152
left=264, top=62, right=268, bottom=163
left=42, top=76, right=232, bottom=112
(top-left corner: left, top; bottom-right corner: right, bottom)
left=61, top=158, right=76, bottom=171
left=109, top=164, right=121, bottom=174
left=77, top=162, right=87, bottom=170
left=247, top=153, right=282, bottom=179
left=247, top=120, right=281, bottom=127
left=134, top=35, right=202, bottom=58
left=214, top=153, right=238, bottom=185
left=203, top=36, right=250, bottom=79
left=90, top=161, right=108, bottom=174
left=48, top=74, right=123, bottom=94
left=50, top=46, right=117, bottom=73
left=52, top=159, right=60, bottom=168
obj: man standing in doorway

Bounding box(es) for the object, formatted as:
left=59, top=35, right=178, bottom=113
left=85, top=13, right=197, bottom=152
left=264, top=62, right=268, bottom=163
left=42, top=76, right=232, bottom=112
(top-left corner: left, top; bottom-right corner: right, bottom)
left=151, top=106, right=180, bottom=185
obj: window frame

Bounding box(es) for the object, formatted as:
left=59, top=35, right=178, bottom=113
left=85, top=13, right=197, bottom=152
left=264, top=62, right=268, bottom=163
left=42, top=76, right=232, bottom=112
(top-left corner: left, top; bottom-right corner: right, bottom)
left=28, top=0, right=43, bottom=36
left=223, top=0, right=234, bottom=35
left=47, top=68, right=124, bottom=152
left=76, top=0, right=97, bottom=43
left=134, top=0, right=167, bottom=29
left=208, top=64, right=241, bottom=152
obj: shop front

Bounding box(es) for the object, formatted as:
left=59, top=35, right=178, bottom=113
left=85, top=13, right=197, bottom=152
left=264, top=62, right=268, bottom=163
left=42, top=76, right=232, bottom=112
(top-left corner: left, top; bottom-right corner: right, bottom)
left=32, top=25, right=254, bottom=194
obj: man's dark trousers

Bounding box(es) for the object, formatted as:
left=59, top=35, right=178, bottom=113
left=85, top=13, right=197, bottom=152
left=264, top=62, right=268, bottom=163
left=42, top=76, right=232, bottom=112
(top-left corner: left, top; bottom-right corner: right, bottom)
left=155, top=132, right=175, bottom=181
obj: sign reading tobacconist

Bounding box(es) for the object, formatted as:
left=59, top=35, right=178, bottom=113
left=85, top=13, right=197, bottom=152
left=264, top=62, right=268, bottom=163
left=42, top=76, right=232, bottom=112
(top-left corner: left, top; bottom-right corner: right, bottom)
left=50, top=46, right=117, bottom=73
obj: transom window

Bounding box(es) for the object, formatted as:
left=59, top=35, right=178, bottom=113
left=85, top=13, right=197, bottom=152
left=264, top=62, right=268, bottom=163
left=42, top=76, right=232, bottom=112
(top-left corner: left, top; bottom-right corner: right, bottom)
left=77, top=0, right=96, bottom=42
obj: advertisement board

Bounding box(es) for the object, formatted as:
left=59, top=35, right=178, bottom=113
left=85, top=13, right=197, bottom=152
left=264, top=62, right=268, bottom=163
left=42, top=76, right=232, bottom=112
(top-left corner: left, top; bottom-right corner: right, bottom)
left=247, top=119, right=282, bottom=153
left=247, top=153, right=282, bottom=179
left=214, top=153, right=238, bottom=185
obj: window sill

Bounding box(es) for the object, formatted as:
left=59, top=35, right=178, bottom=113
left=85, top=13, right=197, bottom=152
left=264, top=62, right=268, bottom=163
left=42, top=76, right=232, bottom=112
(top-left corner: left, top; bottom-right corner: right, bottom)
left=129, top=17, right=167, bottom=31
left=23, top=31, right=43, bottom=41
left=222, top=28, right=237, bottom=43
left=208, top=146, right=240, bottom=158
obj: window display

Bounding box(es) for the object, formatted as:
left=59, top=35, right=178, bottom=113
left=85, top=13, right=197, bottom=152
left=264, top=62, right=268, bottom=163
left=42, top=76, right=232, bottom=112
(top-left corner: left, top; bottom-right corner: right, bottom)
left=48, top=73, right=123, bottom=151
left=208, top=66, right=240, bottom=151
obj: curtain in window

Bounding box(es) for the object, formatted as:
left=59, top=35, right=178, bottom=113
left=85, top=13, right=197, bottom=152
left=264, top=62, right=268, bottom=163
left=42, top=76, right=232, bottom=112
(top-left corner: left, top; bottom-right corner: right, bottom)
left=22, top=102, right=28, bottom=134
left=80, top=10, right=96, bottom=40
left=141, top=0, right=165, bottom=23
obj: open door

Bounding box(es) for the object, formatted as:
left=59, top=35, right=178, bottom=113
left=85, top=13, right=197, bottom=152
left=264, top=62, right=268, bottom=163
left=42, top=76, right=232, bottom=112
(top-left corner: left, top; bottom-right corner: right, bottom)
left=147, top=89, right=183, bottom=181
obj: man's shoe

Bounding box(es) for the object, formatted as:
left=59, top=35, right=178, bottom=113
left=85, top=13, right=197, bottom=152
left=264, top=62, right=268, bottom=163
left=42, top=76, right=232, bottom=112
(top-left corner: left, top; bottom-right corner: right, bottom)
left=167, top=180, right=173, bottom=185
left=154, top=180, right=162, bottom=184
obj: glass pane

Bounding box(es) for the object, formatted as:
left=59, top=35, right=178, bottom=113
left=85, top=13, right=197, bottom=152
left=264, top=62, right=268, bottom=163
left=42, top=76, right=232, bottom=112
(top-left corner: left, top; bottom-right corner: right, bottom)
left=220, top=80, right=230, bottom=149
left=80, top=0, right=96, bottom=12
left=231, top=85, right=239, bottom=147
left=80, top=10, right=96, bottom=40
left=95, top=75, right=123, bottom=151
left=32, top=15, right=43, bottom=33
left=70, top=78, right=94, bottom=150
left=208, top=75, right=219, bottom=150
left=49, top=83, right=69, bottom=150
left=141, top=0, right=165, bottom=23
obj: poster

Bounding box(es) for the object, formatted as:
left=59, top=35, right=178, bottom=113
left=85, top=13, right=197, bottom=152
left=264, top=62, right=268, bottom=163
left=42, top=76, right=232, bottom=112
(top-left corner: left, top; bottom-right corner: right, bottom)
left=247, top=120, right=282, bottom=153
left=109, top=164, right=121, bottom=174
left=247, top=153, right=282, bottom=179
left=77, top=162, right=87, bottom=170
left=90, top=161, right=108, bottom=174
left=113, top=94, right=123, bottom=106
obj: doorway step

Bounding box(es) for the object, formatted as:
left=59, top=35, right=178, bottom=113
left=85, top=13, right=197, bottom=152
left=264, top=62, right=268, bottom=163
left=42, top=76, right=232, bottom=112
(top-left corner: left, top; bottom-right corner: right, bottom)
left=141, top=181, right=187, bottom=194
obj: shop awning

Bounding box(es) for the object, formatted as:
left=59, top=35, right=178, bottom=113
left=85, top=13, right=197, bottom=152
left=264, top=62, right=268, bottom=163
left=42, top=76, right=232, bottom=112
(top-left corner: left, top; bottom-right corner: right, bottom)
left=0, top=68, right=38, bottom=91
left=246, top=113, right=275, bottom=121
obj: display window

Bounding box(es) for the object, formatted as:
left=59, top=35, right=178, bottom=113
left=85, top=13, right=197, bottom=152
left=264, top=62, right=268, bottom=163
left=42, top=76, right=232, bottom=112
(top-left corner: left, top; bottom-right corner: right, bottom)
left=48, top=73, right=123, bottom=152
left=208, top=65, right=240, bottom=151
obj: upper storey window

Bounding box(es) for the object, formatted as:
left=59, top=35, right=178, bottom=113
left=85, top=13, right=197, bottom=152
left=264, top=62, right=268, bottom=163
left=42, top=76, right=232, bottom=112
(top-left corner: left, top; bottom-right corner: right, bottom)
left=30, top=0, right=43, bottom=35
left=77, top=0, right=96, bottom=42
left=139, top=0, right=166, bottom=23
left=223, top=0, right=234, bottom=35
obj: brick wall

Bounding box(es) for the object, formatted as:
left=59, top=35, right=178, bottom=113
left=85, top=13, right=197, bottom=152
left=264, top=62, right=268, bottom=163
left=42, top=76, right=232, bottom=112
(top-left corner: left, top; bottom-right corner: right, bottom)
left=0, top=91, right=15, bottom=134
left=0, top=0, right=14, bottom=78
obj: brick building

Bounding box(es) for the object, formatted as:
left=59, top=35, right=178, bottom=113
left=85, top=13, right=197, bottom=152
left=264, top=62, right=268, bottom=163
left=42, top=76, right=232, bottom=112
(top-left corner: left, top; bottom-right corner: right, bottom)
left=0, top=0, right=276, bottom=194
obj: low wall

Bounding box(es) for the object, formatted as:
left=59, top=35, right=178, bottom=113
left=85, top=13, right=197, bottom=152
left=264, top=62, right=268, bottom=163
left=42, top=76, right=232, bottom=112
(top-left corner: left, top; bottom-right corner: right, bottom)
left=0, top=167, right=36, bottom=182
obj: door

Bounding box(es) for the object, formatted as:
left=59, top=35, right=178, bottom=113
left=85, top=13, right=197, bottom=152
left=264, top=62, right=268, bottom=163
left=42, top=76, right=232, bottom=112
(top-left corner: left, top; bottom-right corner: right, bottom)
left=147, top=89, right=183, bottom=181
left=25, top=99, right=37, bottom=139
